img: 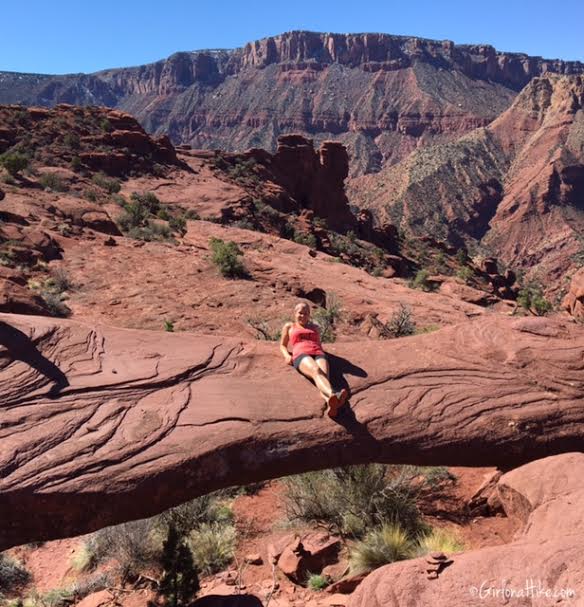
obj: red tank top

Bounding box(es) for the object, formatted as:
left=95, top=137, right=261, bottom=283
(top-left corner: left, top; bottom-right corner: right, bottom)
left=289, top=323, right=325, bottom=359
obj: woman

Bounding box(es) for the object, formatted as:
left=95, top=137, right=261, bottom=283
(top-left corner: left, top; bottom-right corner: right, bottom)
left=280, top=302, right=348, bottom=418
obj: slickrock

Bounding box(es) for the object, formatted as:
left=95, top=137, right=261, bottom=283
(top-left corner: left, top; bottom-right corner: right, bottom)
left=349, top=453, right=584, bottom=607
left=1, top=313, right=584, bottom=550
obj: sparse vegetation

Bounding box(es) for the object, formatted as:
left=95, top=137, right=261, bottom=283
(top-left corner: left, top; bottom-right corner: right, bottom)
left=312, top=292, right=341, bottom=343
left=0, top=152, right=29, bottom=177
left=383, top=304, right=416, bottom=338
left=39, top=173, right=69, bottom=192
left=415, top=528, right=465, bottom=556
left=247, top=317, right=281, bottom=341
left=517, top=282, right=553, bottom=316
left=91, top=172, right=121, bottom=194
left=209, top=237, right=247, bottom=278
left=0, top=554, right=30, bottom=595
left=306, top=573, right=330, bottom=591
left=293, top=232, right=318, bottom=249
left=283, top=464, right=427, bottom=539
left=349, top=522, right=413, bottom=574
left=187, top=522, right=237, bottom=576
left=456, top=266, right=474, bottom=284
left=164, top=320, right=175, bottom=332
left=158, top=526, right=200, bottom=607
left=409, top=269, right=435, bottom=291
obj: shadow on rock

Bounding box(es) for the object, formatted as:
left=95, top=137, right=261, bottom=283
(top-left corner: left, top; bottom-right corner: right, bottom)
left=190, top=595, right=263, bottom=606
left=0, top=321, right=69, bottom=396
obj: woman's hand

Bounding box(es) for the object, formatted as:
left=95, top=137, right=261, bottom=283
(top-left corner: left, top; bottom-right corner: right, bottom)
left=285, top=353, right=293, bottom=366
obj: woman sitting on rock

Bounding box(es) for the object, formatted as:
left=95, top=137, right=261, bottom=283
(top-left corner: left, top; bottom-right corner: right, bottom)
left=280, top=302, right=348, bottom=418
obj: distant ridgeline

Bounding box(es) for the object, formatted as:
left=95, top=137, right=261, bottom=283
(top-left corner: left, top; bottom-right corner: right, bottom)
left=1, top=31, right=583, bottom=175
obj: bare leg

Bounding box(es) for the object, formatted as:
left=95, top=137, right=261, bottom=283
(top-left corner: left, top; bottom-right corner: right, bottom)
left=298, top=356, right=333, bottom=400
left=316, top=357, right=348, bottom=408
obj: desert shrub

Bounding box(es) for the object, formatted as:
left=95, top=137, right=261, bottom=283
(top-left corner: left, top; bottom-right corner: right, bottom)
left=184, top=209, right=200, bottom=220
left=169, top=215, right=187, bottom=236
left=228, top=158, right=258, bottom=183
left=85, top=519, right=160, bottom=579
left=39, top=173, right=69, bottom=192
left=92, top=173, right=121, bottom=194
left=383, top=304, right=416, bottom=338
left=158, top=526, right=200, bottom=607
left=164, top=320, right=175, bottom=332
left=63, top=132, right=80, bottom=149
left=306, top=573, right=329, bottom=591
left=517, top=283, right=552, bottom=316
left=455, top=248, right=469, bottom=265
left=127, top=221, right=172, bottom=242
left=247, top=317, right=281, bottom=341
left=0, top=554, right=30, bottom=594
left=283, top=464, right=426, bottom=539
left=99, top=118, right=112, bottom=132
left=209, top=237, right=247, bottom=278
left=415, top=528, right=465, bottom=556
left=349, top=522, right=413, bottom=574
left=157, top=493, right=233, bottom=539
left=409, top=269, right=434, bottom=291
left=83, top=189, right=98, bottom=202
left=131, top=191, right=160, bottom=213
left=0, top=152, right=29, bottom=176
left=41, top=291, right=70, bottom=318
left=312, top=293, right=341, bottom=343
left=456, top=266, right=474, bottom=284
left=187, top=523, right=236, bottom=575
left=70, top=156, right=82, bottom=171
left=293, top=232, right=317, bottom=249
left=49, top=268, right=72, bottom=293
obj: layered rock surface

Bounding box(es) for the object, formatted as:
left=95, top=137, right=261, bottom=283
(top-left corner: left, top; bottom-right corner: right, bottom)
left=3, top=31, right=583, bottom=175
left=1, top=312, right=584, bottom=551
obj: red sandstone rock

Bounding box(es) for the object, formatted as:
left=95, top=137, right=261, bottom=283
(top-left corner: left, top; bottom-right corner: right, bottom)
left=349, top=453, right=584, bottom=607
left=563, top=268, right=584, bottom=319
left=1, top=313, right=584, bottom=550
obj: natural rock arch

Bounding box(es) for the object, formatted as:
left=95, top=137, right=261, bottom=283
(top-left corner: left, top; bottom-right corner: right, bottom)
left=1, top=312, right=584, bottom=551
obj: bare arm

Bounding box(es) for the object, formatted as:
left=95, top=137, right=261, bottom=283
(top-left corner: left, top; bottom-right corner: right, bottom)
left=280, top=323, right=293, bottom=365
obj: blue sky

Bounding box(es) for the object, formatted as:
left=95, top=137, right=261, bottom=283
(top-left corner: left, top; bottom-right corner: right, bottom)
left=3, top=0, right=583, bottom=74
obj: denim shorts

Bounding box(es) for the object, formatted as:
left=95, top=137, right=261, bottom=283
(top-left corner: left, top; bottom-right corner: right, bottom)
left=293, top=353, right=327, bottom=370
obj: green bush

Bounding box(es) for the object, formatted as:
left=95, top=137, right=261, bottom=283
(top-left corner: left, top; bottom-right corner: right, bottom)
left=383, top=304, right=416, bottom=338
left=70, top=156, right=83, bottom=171
left=39, top=173, right=69, bottom=192
left=130, top=191, right=160, bottom=214
left=158, top=526, right=200, bottom=607
left=312, top=293, right=341, bottom=343
left=517, top=283, right=552, bottom=316
left=164, top=320, right=175, bottom=332
left=0, top=152, right=29, bottom=176
left=63, top=132, right=80, bottom=150
left=283, top=464, right=426, bottom=539
left=209, top=237, right=247, bottom=278
left=92, top=172, right=121, bottom=194
left=456, top=266, right=474, bottom=284
left=187, top=522, right=236, bottom=575
left=409, top=269, right=434, bottom=291
left=169, top=215, right=187, bottom=236
left=293, top=232, right=318, bottom=249
left=0, top=554, right=30, bottom=594
left=307, top=573, right=330, bottom=591
left=127, top=221, right=173, bottom=242
left=349, top=523, right=413, bottom=574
